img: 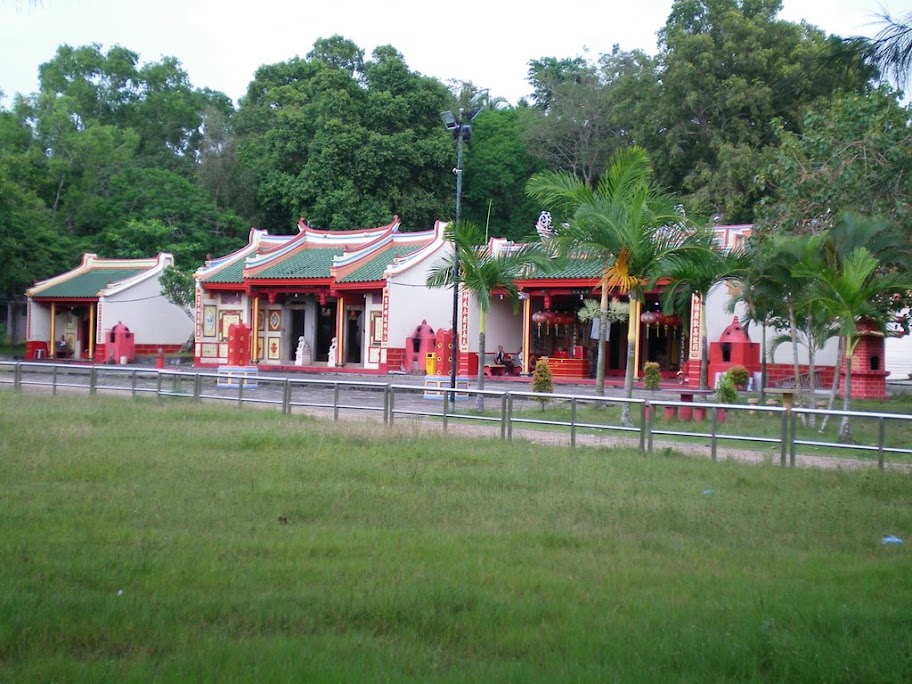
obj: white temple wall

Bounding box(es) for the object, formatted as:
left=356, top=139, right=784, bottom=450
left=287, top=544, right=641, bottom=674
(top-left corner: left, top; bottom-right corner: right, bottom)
left=103, top=276, right=194, bottom=345
left=704, top=282, right=839, bottom=366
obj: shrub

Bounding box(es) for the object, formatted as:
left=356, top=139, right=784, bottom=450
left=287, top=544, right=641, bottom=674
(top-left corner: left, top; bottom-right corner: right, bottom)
left=727, top=364, right=750, bottom=389
left=532, top=358, right=553, bottom=411
left=717, top=371, right=738, bottom=404
left=643, top=361, right=661, bottom=390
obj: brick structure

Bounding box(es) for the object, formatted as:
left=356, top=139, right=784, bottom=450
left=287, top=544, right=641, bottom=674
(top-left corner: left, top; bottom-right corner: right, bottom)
left=707, top=316, right=760, bottom=388
left=841, top=320, right=889, bottom=400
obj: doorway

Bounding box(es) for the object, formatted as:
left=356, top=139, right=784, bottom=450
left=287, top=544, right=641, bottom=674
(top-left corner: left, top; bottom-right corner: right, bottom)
left=289, top=308, right=306, bottom=362
left=316, top=303, right=337, bottom=361
left=346, top=310, right=362, bottom=364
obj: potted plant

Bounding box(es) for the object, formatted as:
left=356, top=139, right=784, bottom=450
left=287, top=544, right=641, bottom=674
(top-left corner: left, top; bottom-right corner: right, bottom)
left=715, top=371, right=738, bottom=422
left=643, top=361, right=661, bottom=390
left=532, top=358, right=554, bottom=411
left=727, top=364, right=750, bottom=390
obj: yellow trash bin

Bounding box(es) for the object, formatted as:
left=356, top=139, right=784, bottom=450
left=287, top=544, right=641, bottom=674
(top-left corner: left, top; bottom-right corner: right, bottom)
left=425, top=352, right=436, bottom=375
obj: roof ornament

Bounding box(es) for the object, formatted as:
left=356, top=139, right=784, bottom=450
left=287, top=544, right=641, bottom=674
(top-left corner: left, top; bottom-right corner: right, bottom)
left=536, top=211, right=553, bottom=240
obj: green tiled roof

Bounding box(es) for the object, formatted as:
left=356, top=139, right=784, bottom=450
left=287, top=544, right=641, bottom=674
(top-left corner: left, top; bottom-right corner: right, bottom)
left=339, top=245, right=421, bottom=283
left=32, top=268, right=148, bottom=298
left=204, top=259, right=246, bottom=284
left=248, top=248, right=339, bottom=280
left=525, top=258, right=603, bottom=280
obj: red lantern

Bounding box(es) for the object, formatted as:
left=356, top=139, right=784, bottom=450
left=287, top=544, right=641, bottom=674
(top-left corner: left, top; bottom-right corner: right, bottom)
left=640, top=311, right=656, bottom=339
left=543, top=310, right=555, bottom=334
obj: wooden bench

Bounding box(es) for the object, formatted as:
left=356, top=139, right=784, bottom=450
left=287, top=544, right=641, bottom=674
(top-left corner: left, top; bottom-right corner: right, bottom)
left=776, top=370, right=823, bottom=389
left=484, top=364, right=507, bottom=377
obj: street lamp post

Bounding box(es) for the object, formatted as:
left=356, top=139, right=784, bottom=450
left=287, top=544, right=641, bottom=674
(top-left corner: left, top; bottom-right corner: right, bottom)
left=440, top=107, right=478, bottom=401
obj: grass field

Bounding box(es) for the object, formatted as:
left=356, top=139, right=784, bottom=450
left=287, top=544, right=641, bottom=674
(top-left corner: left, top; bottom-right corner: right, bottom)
left=1, top=393, right=910, bottom=681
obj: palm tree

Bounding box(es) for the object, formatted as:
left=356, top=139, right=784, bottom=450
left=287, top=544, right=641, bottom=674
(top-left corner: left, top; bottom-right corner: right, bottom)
left=725, top=240, right=781, bottom=401
left=849, top=11, right=912, bottom=89
left=526, top=146, right=703, bottom=426
left=661, top=227, right=746, bottom=390
left=807, top=212, right=912, bottom=432
left=797, top=245, right=911, bottom=442
left=736, top=234, right=815, bottom=411
left=426, top=221, right=546, bottom=410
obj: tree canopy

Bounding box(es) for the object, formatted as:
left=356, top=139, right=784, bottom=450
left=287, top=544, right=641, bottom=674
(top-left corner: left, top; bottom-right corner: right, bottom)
left=1, top=8, right=908, bottom=305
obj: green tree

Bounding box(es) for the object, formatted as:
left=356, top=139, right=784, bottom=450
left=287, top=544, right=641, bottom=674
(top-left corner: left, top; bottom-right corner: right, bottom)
left=527, top=146, right=704, bottom=426
left=526, top=56, right=592, bottom=111
left=34, top=44, right=228, bottom=176
left=93, top=168, right=247, bottom=268
left=462, top=109, right=543, bottom=240
left=426, top=221, right=547, bottom=410
left=531, top=357, right=554, bottom=411
left=654, top=0, right=872, bottom=223
left=847, top=10, right=912, bottom=89
left=235, top=36, right=453, bottom=231
left=159, top=265, right=196, bottom=321
left=661, top=227, right=746, bottom=389
left=758, top=89, right=912, bottom=233
left=796, top=230, right=912, bottom=442
left=0, top=106, right=79, bottom=300
left=745, top=233, right=816, bottom=411
left=522, top=48, right=659, bottom=189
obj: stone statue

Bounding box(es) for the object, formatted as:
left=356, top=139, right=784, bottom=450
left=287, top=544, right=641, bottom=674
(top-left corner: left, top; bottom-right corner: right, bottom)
left=327, top=336, right=337, bottom=367
left=295, top=336, right=311, bottom=366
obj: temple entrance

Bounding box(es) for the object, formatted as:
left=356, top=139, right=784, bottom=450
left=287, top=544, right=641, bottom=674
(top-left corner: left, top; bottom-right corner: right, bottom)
left=639, top=322, right=683, bottom=373
left=316, top=303, right=337, bottom=362
left=345, top=309, right=363, bottom=364
left=289, top=308, right=306, bottom=362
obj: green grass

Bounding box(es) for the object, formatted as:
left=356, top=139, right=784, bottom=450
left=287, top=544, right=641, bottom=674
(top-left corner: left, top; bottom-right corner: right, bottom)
left=1, top=393, right=911, bottom=681
left=0, top=341, right=25, bottom=358
left=494, top=395, right=912, bottom=464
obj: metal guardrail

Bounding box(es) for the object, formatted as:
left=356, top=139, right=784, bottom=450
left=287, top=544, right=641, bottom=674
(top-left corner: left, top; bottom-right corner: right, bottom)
left=2, top=361, right=911, bottom=471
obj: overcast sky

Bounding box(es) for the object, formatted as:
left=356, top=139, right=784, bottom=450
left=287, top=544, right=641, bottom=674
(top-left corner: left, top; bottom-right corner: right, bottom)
left=0, top=0, right=903, bottom=108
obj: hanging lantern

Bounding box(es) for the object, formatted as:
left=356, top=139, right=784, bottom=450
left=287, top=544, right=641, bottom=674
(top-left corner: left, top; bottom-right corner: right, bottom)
left=641, top=311, right=656, bottom=340
left=543, top=310, right=555, bottom=335
left=532, top=310, right=546, bottom=334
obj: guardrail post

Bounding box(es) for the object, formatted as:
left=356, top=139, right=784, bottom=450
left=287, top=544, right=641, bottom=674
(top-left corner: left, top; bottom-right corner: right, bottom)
left=570, top=398, right=577, bottom=450
left=333, top=383, right=340, bottom=422
left=282, top=379, right=291, bottom=415
left=14, top=362, right=21, bottom=391
left=641, top=402, right=649, bottom=454
left=443, top=389, right=451, bottom=433
left=500, top=393, right=508, bottom=440
left=877, top=417, right=886, bottom=471
left=710, top=407, right=719, bottom=462
left=194, top=373, right=202, bottom=401
left=157, top=371, right=163, bottom=398
left=88, top=367, right=97, bottom=396
left=237, top=379, right=244, bottom=408
left=789, top=410, right=798, bottom=468
left=506, top=394, right=514, bottom=442
left=780, top=409, right=788, bottom=466
left=387, top=386, right=395, bottom=425
left=52, top=365, right=58, bottom=396
left=131, top=369, right=138, bottom=398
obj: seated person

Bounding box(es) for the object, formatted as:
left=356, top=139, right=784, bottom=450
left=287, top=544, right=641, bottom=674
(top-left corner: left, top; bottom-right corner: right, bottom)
left=55, top=336, right=70, bottom=358
left=495, top=345, right=514, bottom=374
